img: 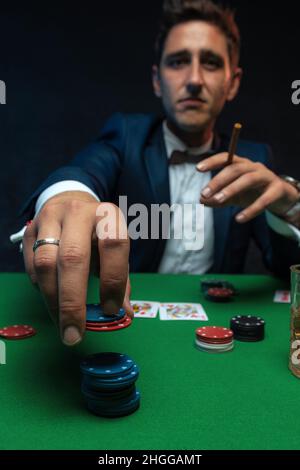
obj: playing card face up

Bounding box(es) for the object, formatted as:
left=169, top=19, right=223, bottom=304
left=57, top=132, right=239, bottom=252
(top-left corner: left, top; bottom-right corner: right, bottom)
left=159, top=303, right=208, bottom=321
left=130, top=301, right=160, bottom=318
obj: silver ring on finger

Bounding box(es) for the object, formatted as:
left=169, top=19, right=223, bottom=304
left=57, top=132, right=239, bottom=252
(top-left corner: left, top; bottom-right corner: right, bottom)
left=33, top=238, right=60, bottom=253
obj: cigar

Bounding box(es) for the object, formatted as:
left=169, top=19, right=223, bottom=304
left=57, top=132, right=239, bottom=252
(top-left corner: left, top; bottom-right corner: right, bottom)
left=227, top=123, right=242, bottom=165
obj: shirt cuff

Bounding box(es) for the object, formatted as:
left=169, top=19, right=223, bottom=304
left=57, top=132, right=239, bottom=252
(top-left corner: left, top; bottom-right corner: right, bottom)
left=266, top=210, right=300, bottom=246
left=35, top=180, right=100, bottom=215
left=284, top=201, right=300, bottom=219
left=10, top=181, right=100, bottom=245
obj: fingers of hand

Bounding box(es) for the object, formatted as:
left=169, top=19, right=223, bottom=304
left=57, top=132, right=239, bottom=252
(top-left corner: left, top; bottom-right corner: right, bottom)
left=200, top=163, right=272, bottom=207
left=23, top=219, right=38, bottom=285
left=96, top=203, right=130, bottom=316
left=57, top=201, right=95, bottom=345
left=200, top=161, right=250, bottom=199
left=196, top=152, right=243, bottom=172
left=235, top=183, right=283, bottom=223
left=33, top=218, right=62, bottom=325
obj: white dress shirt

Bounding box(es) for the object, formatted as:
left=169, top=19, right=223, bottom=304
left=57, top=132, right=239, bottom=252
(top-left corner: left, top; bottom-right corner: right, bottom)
left=10, top=122, right=300, bottom=272
left=157, top=122, right=214, bottom=274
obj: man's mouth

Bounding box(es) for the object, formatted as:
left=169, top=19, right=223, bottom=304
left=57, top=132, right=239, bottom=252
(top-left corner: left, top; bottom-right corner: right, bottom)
left=178, top=97, right=207, bottom=106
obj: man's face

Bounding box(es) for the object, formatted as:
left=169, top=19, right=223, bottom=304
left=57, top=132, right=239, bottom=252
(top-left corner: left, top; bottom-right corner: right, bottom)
left=153, top=20, right=241, bottom=135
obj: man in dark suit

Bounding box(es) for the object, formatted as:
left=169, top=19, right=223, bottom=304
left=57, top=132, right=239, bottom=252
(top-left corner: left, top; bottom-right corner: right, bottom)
left=16, top=0, right=300, bottom=345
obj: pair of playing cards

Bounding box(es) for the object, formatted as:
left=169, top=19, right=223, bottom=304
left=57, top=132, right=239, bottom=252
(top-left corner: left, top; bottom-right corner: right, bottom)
left=130, top=301, right=208, bottom=321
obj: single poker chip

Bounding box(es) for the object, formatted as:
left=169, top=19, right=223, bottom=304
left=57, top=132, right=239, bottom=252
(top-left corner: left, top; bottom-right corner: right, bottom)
left=83, top=374, right=138, bottom=391
left=233, top=335, right=264, bottom=342
left=195, top=336, right=233, bottom=345
left=86, top=304, right=126, bottom=323
left=82, top=364, right=139, bottom=386
left=86, top=390, right=140, bottom=417
left=81, top=382, right=136, bottom=401
left=0, top=325, right=36, bottom=340
left=82, top=363, right=139, bottom=382
left=89, top=388, right=140, bottom=409
left=195, top=338, right=233, bottom=348
left=88, top=368, right=139, bottom=385
left=206, top=287, right=234, bottom=302
left=80, top=352, right=135, bottom=378
left=195, top=341, right=234, bottom=353
left=81, top=384, right=137, bottom=405
left=195, top=338, right=234, bottom=350
left=231, top=315, right=265, bottom=327
left=196, top=326, right=233, bottom=340
left=86, top=315, right=132, bottom=332
left=195, top=338, right=234, bottom=352
left=231, top=332, right=265, bottom=342
left=195, top=332, right=233, bottom=344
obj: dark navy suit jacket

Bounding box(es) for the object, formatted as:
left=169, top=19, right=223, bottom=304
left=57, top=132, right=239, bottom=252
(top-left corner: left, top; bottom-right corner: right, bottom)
left=20, top=113, right=300, bottom=278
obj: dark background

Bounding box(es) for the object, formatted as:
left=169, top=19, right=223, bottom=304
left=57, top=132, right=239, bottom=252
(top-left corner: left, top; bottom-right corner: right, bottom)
left=0, top=1, right=299, bottom=272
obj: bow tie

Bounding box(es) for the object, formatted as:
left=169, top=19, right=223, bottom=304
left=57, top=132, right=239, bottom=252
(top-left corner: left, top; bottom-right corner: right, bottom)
left=169, top=149, right=215, bottom=165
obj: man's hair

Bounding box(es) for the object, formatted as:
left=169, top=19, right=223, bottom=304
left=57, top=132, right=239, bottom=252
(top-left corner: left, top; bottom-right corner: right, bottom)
left=154, top=0, right=241, bottom=69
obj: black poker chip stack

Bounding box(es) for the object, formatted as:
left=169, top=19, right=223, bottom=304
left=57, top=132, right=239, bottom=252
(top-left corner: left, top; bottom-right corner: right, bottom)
left=230, top=315, right=265, bottom=342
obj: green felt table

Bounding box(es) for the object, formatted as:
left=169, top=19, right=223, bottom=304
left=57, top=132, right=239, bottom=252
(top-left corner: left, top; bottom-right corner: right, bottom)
left=0, top=272, right=297, bottom=450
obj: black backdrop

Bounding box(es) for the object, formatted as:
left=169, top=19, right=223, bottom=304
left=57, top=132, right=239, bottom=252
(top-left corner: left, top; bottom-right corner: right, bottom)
left=1, top=1, right=299, bottom=272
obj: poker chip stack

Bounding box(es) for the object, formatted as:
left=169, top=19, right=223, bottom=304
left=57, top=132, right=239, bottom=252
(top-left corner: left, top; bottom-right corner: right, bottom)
left=205, top=287, right=234, bottom=302
left=230, top=315, right=265, bottom=342
left=85, top=304, right=132, bottom=332
left=201, top=280, right=237, bottom=303
left=80, top=352, right=140, bottom=418
left=195, top=326, right=234, bottom=353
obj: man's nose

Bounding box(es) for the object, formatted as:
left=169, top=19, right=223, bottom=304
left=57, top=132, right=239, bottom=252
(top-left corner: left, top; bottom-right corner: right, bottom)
left=186, top=82, right=202, bottom=96
left=186, top=62, right=204, bottom=95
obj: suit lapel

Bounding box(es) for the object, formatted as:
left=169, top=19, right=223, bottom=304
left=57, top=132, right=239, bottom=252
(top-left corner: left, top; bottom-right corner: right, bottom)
left=144, top=123, right=171, bottom=206
left=143, top=122, right=170, bottom=270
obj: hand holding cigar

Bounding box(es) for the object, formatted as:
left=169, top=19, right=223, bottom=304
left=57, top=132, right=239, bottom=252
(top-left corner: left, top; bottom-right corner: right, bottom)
left=197, top=120, right=299, bottom=223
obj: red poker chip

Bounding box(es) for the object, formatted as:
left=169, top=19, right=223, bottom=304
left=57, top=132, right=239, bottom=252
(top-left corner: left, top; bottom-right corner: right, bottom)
left=86, top=315, right=132, bottom=332
left=196, top=330, right=233, bottom=340
left=0, top=325, right=36, bottom=340
left=196, top=326, right=233, bottom=341
left=207, top=287, right=234, bottom=297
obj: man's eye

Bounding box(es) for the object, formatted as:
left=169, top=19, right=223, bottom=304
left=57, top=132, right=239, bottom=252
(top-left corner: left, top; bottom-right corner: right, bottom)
left=168, top=58, right=189, bottom=68
left=203, top=60, right=221, bottom=70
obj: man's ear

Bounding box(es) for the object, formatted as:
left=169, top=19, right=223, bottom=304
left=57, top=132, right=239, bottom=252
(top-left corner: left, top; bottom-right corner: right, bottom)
left=227, top=67, right=243, bottom=102
left=152, top=65, right=162, bottom=98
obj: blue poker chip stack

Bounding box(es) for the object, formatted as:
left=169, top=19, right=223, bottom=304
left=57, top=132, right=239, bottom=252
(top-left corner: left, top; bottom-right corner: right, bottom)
left=80, top=352, right=140, bottom=418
